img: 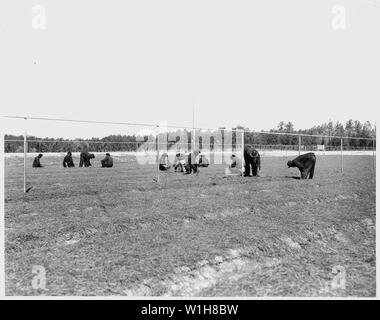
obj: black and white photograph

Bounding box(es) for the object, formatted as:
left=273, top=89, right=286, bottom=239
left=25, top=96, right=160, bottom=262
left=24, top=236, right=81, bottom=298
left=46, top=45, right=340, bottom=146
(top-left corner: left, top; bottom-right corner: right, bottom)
left=0, top=0, right=378, bottom=301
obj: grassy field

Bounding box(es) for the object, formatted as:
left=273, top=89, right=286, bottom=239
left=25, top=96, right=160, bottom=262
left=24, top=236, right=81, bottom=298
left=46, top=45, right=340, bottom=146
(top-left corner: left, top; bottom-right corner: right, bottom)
left=4, top=154, right=376, bottom=296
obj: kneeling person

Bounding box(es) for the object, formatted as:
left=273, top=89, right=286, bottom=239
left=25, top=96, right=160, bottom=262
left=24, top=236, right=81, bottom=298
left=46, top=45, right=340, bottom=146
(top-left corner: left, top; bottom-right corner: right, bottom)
left=287, top=152, right=316, bottom=179
left=173, top=153, right=187, bottom=172
left=198, top=154, right=209, bottom=167
left=32, top=154, right=43, bottom=168
left=226, top=154, right=243, bottom=175
left=101, top=153, right=113, bottom=168
left=63, top=151, right=75, bottom=167
left=159, top=153, right=171, bottom=171
left=184, top=150, right=201, bottom=174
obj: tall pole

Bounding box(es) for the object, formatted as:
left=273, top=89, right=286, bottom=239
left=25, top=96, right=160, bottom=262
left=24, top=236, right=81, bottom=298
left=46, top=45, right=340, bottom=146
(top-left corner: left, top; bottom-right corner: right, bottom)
left=340, top=138, right=344, bottom=173
left=0, top=119, right=4, bottom=291
left=156, top=126, right=160, bottom=183
left=24, top=122, right=27, bottom=193
left=373, top=138, right=376, bottom=172
left=192, top=104, right=196, bottom=152
left=298, top=135, right=301, bottom=156
left=241, top=130, right=244, bottom=176
left=373, top=125, right=376, bottom=172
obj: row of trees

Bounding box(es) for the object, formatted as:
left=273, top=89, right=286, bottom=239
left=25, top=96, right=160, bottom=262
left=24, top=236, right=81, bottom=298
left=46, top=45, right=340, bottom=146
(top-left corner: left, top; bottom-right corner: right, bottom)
left=4, top=120, right=376, bottom=153
left=239, top=120, right=375, bottom=148
left=3, top=135, right=148, bottom=153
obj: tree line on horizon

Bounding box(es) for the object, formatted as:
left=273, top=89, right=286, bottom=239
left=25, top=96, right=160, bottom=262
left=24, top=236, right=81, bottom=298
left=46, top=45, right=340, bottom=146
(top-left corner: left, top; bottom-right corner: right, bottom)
left=239, top=119, right=375, bottom=149
left=4, top=119, right=376, bottom=153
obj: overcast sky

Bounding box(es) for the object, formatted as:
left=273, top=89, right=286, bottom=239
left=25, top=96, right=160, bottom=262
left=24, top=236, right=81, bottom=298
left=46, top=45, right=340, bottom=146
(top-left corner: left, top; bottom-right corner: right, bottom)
left=1, top=0, right=379, bottom=138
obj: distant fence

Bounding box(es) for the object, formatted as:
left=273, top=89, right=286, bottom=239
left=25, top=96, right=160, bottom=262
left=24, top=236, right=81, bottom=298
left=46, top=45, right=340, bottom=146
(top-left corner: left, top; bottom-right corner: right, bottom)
left=2, top=115, right=376, bottom=193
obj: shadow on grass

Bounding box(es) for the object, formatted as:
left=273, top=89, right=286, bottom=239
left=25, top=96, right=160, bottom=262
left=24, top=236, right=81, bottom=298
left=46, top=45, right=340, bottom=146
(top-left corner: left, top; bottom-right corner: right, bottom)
left=285, top=176, right=301, bottom=180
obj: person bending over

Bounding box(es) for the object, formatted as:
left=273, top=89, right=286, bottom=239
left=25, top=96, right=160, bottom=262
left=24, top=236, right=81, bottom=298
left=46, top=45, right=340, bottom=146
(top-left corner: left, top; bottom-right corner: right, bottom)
left=287, top=152, right=316, bottom=179
left=32, top=154, right=43, bottom=168
left=244, top=145, right=261, bottom=177
left=79, top=151, right=95, bottom=167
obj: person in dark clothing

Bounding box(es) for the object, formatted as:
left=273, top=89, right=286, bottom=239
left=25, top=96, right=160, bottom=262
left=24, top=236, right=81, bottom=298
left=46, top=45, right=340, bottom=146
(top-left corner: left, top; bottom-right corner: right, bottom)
left=63, top=151, right=75, bottom=168
left=79, top=151, right=95, bottom=167
left=101, top=153, right=113, bottom=168
left=32, top=154, right=43, bottom=168
left=287, top=152, right=316, bottom=179
left=184, top=150, right=201, bottom=174
left=244, top=145, right=261, bottom=176
left=159, top=153, right=171, bottom=171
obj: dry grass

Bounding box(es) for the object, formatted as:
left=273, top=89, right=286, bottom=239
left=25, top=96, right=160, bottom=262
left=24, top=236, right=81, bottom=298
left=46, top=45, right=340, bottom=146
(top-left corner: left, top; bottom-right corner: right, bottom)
left=4, top=154, right=376, bottom=296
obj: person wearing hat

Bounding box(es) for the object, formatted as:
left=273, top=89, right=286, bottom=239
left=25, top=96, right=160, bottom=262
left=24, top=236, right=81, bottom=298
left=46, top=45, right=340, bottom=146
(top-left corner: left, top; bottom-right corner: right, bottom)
left=173, top=152, right=187, bottom=172
left=63, top=151, right=75, bottom=167
left=79, top=151, right=95, bottom=167
left=32, top=154, right=43, bottom=168
left=198, top=154, right=209, bottom=167
left=287, top=152, right=316, bottom=179
left=184, top=150, right=201, bottom=174
left=101, top=153, right=113, bottom=168
left=226, top=154, right=243, bottom=175
left=159, top=153, right=171, bottom=171
left=243, top=145, right=261, bottom=177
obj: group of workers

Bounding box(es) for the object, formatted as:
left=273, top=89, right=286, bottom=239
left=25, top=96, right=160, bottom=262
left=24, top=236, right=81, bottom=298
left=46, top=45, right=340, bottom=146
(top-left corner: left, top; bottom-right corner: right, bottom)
left=32, top=147, right=317, bottom=179
left=159, top=147, right=316, bottom=180
left=159, top=150, right=210, bottom=174
left=32, top=152, right=114, bottom=168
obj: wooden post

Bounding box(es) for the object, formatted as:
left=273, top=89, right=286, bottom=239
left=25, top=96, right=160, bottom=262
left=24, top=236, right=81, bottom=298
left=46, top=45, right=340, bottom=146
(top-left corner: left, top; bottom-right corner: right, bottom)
left=373, top=138, right=376, bottom=172
left=0, top=125, right=4, bottom=198
left=24, top=128, right=27, bottom=193
left=192, top=104, right=196, bottom=152
left=340, top=138, right=344, bottom=173
left=241, top=130, right=244, bottom=176
left=298, top=135, right=301, bottom=156
left=192, top=129, right=196, bottom=152
left=156, top=131, right=160, bottom=183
